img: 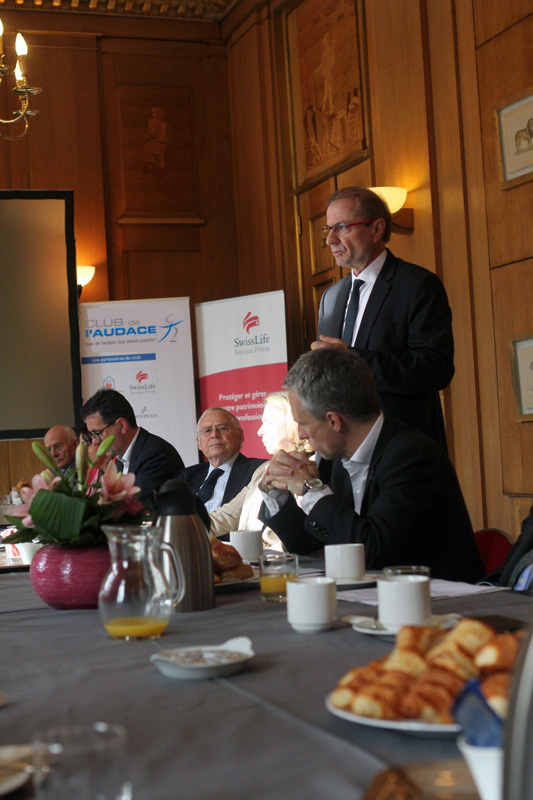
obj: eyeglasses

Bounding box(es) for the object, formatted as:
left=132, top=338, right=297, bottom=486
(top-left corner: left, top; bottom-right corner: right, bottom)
left=88, top=421, right=116, bottom=442
left=320, top=218, right=379, bottom=236
left=198, top=424, right=234, bottom=438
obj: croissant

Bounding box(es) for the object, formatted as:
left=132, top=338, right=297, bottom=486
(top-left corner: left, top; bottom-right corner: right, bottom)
left=383, top=648, right=428, bottom=677
left=351, top=671, right=414, bottom=720
left=400, top=669, right=465, bottom=723
left=444, top=618, right=495, bottom=655
left=395, top=625, right=444, bottom=655
left=480, top=671, right=513, bottom=718
left=474, top=633, right=521, bottom=672
left=425, top=640, right=478, bottom=681
left=210, top=536, right=242, bottom=571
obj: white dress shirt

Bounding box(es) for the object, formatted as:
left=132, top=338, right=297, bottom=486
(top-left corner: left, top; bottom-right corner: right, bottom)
left=119, top=428, right=141, bottom=474
left=343, top=250, right=387, bottom=346
left=203, top=452, right=239, bottom=513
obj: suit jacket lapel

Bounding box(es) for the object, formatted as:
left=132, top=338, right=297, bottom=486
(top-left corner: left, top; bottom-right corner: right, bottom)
left=222, top=454, right=244, bottom=504
left=330, top=276, right=352, bottom=339
left=355, top=251, right=395, bottom=348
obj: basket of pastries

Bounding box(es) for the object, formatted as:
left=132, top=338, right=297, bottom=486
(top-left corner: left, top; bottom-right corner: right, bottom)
left=209, top=534, right=255, bottom=584
left=329, top=618, right=524, bottom=725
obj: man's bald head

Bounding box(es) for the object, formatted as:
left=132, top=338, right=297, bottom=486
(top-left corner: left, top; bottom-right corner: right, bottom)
left=44, top=425, right=78, bottom=472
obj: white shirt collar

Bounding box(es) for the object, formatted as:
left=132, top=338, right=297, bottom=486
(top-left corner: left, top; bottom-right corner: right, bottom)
left=351, top=248, right=387, bottom=288
left=121, top=427, right=141, bottom=468
left=343, top=413, right=384, bottom=467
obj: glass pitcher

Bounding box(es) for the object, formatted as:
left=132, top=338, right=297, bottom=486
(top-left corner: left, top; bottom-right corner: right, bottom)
left=99, top=525, right=185, bottom=640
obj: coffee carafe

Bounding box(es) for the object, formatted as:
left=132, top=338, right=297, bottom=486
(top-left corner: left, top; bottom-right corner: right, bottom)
left=155, top=479, right=215, bottom=612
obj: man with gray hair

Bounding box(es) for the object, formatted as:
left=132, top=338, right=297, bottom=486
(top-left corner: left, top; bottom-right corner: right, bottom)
left=258, top=348, right=483, bottom=582
left=177, top=407, right=265, bottom=512
left=44, top=425, right=79, bottom=475
left=314, top=186, right=454, bottom=450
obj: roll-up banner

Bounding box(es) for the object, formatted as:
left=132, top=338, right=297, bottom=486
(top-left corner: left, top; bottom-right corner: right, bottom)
left=79, top=298, right=197, bottom=466
left=195, top=291, right=288, bottom=458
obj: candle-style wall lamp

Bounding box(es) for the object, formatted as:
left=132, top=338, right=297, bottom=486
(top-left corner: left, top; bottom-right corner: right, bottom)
left=0, top=20, right=41, bottom=141
left=77, top=266, right=95, bottom=299
left=370, top=186, right=414, bottom=235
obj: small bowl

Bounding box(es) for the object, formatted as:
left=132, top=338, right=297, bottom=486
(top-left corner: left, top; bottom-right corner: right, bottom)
left=150, top=637, right=254, bottom=680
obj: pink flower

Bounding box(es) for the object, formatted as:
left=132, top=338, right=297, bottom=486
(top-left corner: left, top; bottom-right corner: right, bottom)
left=98, top=460, right=141, bottom=505
left=111, top=496, right=145, bottom=519
left=9, top=471, right=61, bottom=523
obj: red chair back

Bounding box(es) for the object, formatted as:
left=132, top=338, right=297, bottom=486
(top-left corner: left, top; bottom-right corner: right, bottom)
left=475, top=528, right=513, bottom=574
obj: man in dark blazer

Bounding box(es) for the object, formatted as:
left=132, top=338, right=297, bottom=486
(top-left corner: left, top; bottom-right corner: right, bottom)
left=258, top=349, right=483, bottom=583
left=314, top=186, right=454, bottom=449
left=177, top=407, right=265, bottom=511
left=82, top=389, right=184, bottom=510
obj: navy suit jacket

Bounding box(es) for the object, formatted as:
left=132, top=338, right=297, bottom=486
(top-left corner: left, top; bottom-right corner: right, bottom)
left=129, top=427, right=184, bottom=510
left=177, top=452, right=266, bottom=507
left=259, top=416, right=483, bottom=583
left=318, top=249, right=454, bottom=448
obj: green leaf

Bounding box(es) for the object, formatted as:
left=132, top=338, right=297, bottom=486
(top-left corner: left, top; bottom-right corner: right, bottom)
left=29, top=490, right=87, bottom=543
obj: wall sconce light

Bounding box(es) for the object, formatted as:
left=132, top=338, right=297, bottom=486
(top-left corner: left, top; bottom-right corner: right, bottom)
left=0, top=21, right=41, bottom=141
left=77, top=265, right=95, bottom=299
left=370, top=186, right=414, bottom=235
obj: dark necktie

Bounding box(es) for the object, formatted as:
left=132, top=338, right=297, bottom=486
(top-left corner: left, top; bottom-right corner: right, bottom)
left=342, top=279, right=364, bottom=345
left=115, top=457, right=124, bottom=473
left=197, top=468, right=223, bottom=504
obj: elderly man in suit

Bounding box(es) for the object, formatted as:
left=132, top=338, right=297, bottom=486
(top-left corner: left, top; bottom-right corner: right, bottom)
left=44, top=425, right=78, bottom=475
left=177, top=408, right=265, bottom=512
left=82, top=389, right=184, bottom=510
left=258, top=348, right=483, bottom=583
left=314, top=186, right=454, bottom=449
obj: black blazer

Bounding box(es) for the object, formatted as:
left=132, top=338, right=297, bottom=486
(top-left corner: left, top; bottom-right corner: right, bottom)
left=129, top=427, right=185, bottom=510
left=317, top=249, right=454, bottom=448
left=259, top=416, right=483, bottom=583
left=177, top=452, right=266, bottom=507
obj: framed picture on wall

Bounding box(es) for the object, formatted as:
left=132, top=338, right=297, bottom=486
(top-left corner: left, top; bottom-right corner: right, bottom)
left=496, top=87, right=533, bottom=189
left=510, top=334, right=533, bottom=420
left=286, top=0, right=366, bottom=189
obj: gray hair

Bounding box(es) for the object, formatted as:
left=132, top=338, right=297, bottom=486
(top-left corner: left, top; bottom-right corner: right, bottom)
left=264, top=391, right=313, bottom=453
left=196, top=407, right=243, bottom=436
left=283, top=349, right=380, bottom=422
left=327, top=186, right=391, bottom=243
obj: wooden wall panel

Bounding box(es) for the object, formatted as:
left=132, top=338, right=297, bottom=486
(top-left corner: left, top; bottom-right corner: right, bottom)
left=477, top=16, right=533, bottom=268
left=492, top=260, right=533, bottom=496
left=0, top=23, right=109, bottom=304
left=473, top=0, right=532, bottom=47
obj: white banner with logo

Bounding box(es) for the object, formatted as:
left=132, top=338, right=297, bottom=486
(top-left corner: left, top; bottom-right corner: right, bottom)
left=195, top=290, right=287, bottom=458
left=79, top=298, right=197, bottom=466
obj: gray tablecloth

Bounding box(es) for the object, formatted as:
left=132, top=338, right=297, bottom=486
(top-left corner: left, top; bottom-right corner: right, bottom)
left=1, top=571, right=533, bottom=800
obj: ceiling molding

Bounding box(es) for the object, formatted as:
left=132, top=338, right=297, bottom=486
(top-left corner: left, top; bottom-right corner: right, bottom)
left=0, top=0, right=240, bottom=22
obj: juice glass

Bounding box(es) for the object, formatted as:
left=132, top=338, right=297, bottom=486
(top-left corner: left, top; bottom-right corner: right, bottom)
left=259, top=552, right=298, bottom=602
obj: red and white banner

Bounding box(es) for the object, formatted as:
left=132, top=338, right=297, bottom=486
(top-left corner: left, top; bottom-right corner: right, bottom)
left=195, top=291, right=287, bottom=458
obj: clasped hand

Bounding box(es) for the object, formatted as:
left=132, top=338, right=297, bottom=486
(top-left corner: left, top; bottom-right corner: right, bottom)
left=259, top=450, right=319, bottom=495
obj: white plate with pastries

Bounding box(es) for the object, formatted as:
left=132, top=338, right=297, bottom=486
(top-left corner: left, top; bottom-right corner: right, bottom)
left=344, top=613, right=462, bottom=640
left=325, top=695, right=461, bottom=737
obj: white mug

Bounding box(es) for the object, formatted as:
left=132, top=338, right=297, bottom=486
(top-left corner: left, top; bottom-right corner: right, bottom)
left=377, top=565, right=431, bottom=632
left=286, top=577, right=337, bottom=634
left=17, top=542, right=43, bottom=565
left=229, top=530, right=263, bottom=563
left=325, top=543, right=365, bottom=581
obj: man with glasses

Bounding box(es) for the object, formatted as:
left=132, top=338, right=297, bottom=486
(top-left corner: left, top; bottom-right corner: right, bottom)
left=81, top=389, right=184, bottom=509
left=313, top=186, right=454, bottom=450
left=177, top=408, right=265, bottom=512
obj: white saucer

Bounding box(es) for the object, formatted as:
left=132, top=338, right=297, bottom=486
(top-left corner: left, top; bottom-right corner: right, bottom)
left=344, top=613, right=461, bottom=640
left=151, top=636, right=254, bottom=680
left=289, top=621, right=334, bottom=634
left=333, top=573, right=378, bottom=587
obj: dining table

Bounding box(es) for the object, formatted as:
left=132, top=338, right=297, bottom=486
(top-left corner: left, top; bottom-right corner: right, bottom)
left=1, top=561, right=533, bottom=800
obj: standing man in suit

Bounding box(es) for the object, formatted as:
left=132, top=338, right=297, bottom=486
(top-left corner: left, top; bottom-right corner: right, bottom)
left=314, top=186, right=454, bottom=449
left=177, top=408, right=265, bottom=512
left=82, top=389, right=184, bottom=510
left=258, top=349, right=483, bottom=583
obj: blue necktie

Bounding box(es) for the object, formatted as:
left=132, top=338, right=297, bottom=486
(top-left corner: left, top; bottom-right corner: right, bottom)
left=197, top=468, right=223, bottom=504
left=342, top=279, right=364, bottom=345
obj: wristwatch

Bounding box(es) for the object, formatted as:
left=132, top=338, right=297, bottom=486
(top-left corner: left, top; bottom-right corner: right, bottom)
left=302, top=478, right=327, bottom=494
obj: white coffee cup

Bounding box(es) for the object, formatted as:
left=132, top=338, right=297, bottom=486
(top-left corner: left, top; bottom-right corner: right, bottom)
left=377, top=565, right=431, bottom=632
left=17, top=542, right=43, bottom=565
left=325, top=543, right=365, bottom=582
left=286, top=577, right=337, bottom=634
left=456, top=735, right=503, bottom=800
left=229, top=530, right=263, bottom=563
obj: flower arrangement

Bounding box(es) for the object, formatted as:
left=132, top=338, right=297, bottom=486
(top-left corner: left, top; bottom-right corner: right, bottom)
left=4, top=436, right=150, bottom=547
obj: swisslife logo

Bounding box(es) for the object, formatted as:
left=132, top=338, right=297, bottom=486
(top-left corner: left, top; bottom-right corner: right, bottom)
left=130, top=370, right=156, bottom=393
left=233, top=311, right=271, bottom=355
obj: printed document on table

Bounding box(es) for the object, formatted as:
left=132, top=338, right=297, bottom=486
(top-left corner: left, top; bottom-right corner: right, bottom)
left=337, top=580, right=507, bottom=606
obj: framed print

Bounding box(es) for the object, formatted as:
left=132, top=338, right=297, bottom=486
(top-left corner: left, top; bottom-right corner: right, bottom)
left=510, top=334, right=533, bottom=420
left=496, top=87, right=533, bottom=189
left=286, top=0, right=365, bottom=188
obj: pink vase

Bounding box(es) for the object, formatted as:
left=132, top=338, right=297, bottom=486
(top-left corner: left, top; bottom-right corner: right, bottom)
left=30, top=544, right=111, bottom=610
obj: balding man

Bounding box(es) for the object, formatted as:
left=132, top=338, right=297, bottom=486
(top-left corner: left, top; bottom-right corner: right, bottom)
left=44, top=425, right=79, bottom=475
left=177, top=408, right=265, bottom=512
